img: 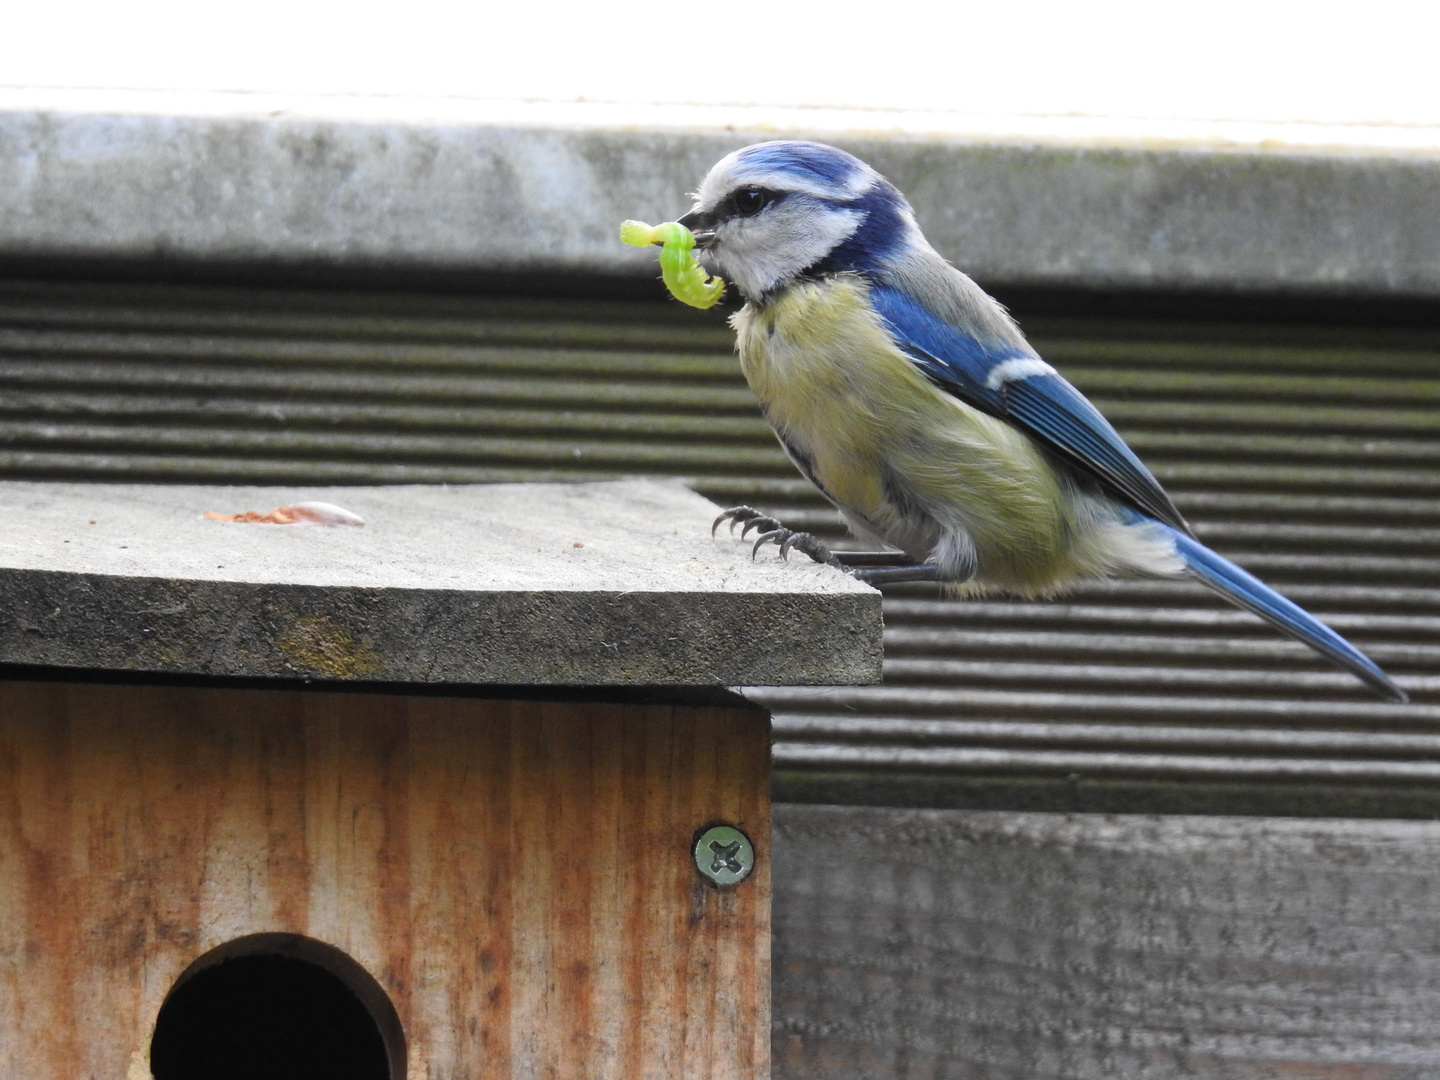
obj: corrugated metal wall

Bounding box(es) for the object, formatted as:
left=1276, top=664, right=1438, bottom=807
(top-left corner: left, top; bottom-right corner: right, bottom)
left=2, top=277, right=1437, bottom=815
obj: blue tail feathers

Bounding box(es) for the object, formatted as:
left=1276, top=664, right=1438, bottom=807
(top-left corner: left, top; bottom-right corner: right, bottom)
left=1155, top=522, right=1407, bottom=703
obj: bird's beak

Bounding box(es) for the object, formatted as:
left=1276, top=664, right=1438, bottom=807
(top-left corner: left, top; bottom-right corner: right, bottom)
left=676, top=209, right=717, bottom=249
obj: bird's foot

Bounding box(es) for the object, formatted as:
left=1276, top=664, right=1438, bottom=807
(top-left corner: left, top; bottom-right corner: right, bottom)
left=711, top=506, right=850, bottom=571
left=712, top=506, right=945, bottom=583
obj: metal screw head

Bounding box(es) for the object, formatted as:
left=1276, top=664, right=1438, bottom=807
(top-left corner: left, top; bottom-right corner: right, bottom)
left=693, top=825, right=755, bottom=887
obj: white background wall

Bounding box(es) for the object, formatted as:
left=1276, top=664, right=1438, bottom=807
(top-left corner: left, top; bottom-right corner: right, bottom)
left=4, top=0, right=1439, bottom=149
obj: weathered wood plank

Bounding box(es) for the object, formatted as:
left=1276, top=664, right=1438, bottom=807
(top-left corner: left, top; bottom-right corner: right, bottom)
left=0, top=680, right=770, bottom=1079
left=772, top=804, right=1440, bottom=1080
left=0, top=480, right=880, bottom=687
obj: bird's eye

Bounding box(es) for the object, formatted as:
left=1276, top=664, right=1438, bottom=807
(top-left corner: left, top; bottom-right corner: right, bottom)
left=733, top=188, right=771, bottom=217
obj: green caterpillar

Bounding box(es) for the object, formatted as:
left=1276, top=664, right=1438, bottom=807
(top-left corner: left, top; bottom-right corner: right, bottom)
left=620, top=220, right=726, bottom=310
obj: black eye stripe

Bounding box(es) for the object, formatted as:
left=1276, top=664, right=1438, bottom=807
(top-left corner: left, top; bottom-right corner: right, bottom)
left=729, top=187, right=778, bottom=217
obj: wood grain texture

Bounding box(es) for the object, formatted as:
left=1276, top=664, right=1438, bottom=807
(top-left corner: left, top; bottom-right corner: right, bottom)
left=0, top=680, right=770, bottom=1080
left=772, top=804, right=1440, bottom=1080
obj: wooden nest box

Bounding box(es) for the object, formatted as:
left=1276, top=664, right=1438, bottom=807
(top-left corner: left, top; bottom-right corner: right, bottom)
left=0, top=480, right=881, bottom=1080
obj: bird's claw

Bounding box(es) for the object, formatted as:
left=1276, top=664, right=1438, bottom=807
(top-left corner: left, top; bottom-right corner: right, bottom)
left=711, top=505, right=782, bottom=538
left=740, top=516, right=783, bottom=541
left=779, top=531, right=826, bottom=561
left=753, top=527, right=844, bottom=569
left=751, top=529, right=786, bottom=558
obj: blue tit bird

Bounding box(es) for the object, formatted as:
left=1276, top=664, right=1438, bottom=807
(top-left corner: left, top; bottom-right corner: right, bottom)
left=677, top=140, right=1407, bottom=703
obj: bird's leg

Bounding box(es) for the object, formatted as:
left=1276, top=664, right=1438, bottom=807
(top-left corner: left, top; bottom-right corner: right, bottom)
left=847, top=563, right=942, bottom=584
left=711, top=506, right=943, bottom=583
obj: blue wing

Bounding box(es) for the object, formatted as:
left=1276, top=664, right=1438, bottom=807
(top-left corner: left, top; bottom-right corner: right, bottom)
left=868, top=283, right=1405, bottom=701
left=869, top=284, right=1191, bottom=534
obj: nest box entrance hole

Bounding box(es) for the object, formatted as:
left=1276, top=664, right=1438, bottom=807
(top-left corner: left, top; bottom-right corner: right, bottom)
left=148, top=933, right=406, bottom=1080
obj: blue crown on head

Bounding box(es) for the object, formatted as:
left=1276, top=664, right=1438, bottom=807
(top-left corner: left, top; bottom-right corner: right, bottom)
left=733, top=141, right=872, bottom=190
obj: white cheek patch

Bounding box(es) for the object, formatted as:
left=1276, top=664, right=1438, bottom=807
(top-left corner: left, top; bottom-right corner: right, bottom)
left=984, top=357, right=1058, bottom=391
left=716, top=203, right=863, bottom=299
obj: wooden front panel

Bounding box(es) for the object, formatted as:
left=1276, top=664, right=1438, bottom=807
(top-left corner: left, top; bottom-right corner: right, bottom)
left=0, top=681, right=770, bottom=1080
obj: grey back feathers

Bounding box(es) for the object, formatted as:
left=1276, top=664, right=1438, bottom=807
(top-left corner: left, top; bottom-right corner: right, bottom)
left=882, top=246, right=1033, bottom=356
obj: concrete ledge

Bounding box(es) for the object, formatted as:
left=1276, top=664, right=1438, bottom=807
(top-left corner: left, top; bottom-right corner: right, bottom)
left=2, top=96, right=1439, bottom=295
left=0, top=480, right=881, bottom=686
